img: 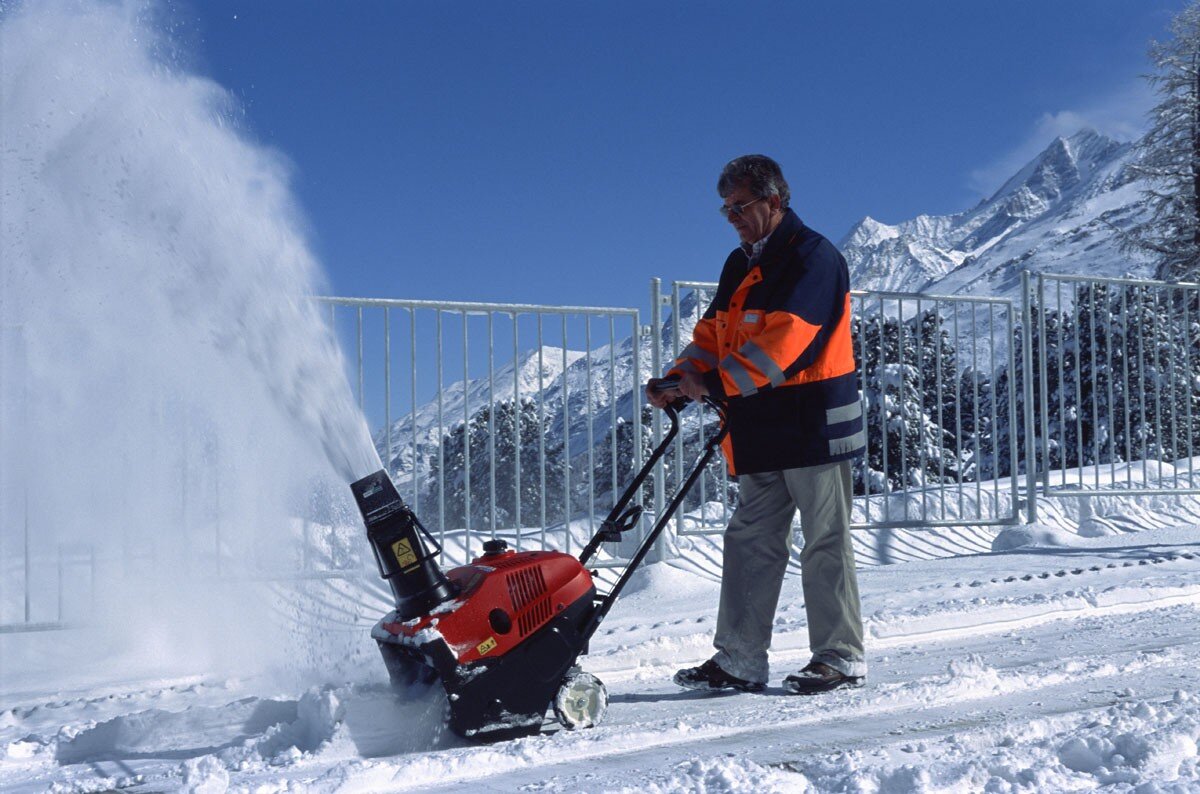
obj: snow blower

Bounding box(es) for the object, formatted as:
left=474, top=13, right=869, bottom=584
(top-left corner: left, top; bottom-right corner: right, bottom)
left=350, top=390, right=725, bottom=741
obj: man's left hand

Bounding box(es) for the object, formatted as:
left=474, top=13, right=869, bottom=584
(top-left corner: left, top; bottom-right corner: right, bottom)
left=676, top=371, right=709, bottom=401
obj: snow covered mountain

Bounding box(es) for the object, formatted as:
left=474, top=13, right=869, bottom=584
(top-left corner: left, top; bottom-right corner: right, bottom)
left=840, top=128, right=1154, bottom=299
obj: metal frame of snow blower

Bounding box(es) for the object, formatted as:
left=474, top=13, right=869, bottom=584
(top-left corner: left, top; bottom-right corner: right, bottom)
left=577, top=393, right=729, bottom=646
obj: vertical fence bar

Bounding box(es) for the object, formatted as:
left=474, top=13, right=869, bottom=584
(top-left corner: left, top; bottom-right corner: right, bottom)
left=915, top=297, right=926, bottom=522
left=1037, top=274, right=1050, bottom=496
left=562, top=314, right=571, bottom=554
left=384, top=307, right=391, bottom=481
left=537, top=313, right=547, bottom=551
left=854, top=300, right=868, bottom=522
left=671, top=285, right=684, bottom=536
left=1138, top=286, right=1148, bottom=485
left=463, top=311, right=472, bottom=556
left=1185, top=289, right=1196, bottom=487
left=954, top=301, right=964, bottom=517
left=632, top=311, right=644, bottom=540
left=487, top=313, right=496, bottom=539
left=934, top=299, right=946, bottom=521
left=1022, top=271, right=1038, bottom=522
left=988, top=303, right=999, bottom=518
left=650, top=279, right=666, bottom=556
left=855, top=299, right=870, bottom=522
left=879, top=295, right=890, bottom=523
left=410, top=309, right=419, bottom=510
left=1006, top=305, right=1019, bottom=523
left=901, top=299, right=910, bottom=518
left=1121, top=287, right=1132, bottom=490
left=609, top=315, right=618, bottom=517
left=1073, top=283, right=1084, bottom=488
left=513, top=312, right=521, bottom=548
left=586, top=317, right=595, bottom=536
left=1089, top=285, right=1100, bottom=489
left=1153, top=289, right=1163, bottom=472
left=1168, top=287, right=1181, bottom=477
left=1056, top=280, right=1067, bottom=491
left=971, top=302, right=981, bottom=513
left=436, top=311, right=446, bottom=549
left=1105, top=286, right=1116, bottom=487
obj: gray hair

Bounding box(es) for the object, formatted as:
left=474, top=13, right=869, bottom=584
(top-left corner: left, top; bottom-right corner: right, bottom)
left=717, top=154, right=790, bottom=209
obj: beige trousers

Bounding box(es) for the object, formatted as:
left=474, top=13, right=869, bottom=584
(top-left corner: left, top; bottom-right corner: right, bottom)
left=711, top=460, right=865, bottom=683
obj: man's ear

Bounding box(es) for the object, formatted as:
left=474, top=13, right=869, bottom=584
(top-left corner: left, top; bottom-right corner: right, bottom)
left=769, top=195, right=783, bottom=212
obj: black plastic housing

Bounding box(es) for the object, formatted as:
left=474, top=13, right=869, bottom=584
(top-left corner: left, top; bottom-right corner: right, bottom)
left=351, top=470, right=458, bottom=621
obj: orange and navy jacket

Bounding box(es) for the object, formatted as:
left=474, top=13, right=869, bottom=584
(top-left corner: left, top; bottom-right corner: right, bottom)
left=668, top=209, right=865, bottom=475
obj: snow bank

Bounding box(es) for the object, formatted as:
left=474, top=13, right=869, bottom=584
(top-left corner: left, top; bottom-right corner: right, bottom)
left=617, top=756, right=812, bottom=793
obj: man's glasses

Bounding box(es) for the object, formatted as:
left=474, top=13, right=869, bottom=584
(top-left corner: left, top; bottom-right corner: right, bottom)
left=719, top=197, right=766, bottom=217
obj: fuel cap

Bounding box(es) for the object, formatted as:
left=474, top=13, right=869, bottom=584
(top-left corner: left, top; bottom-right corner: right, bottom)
left=482, top=539, right=509, bottom=555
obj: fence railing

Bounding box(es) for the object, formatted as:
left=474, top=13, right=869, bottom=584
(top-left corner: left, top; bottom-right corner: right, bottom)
left=6, top=272, right=1200, bottom=633
left=316, top=296, right=645, bottom=569
left=657, top=280, right=1023, bottom=532
left=1024, top=273, right=1200, bottom=506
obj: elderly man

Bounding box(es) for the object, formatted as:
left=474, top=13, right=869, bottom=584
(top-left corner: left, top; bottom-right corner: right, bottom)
left=647, top=154, right=866, bottom=695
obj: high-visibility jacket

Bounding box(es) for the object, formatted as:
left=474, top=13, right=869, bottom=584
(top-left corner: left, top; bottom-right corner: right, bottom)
left=668, top=209, right=865, bottom=475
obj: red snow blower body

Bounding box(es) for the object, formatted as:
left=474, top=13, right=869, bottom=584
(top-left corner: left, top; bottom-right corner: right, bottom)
left=350, top=394, right=725, bottom=741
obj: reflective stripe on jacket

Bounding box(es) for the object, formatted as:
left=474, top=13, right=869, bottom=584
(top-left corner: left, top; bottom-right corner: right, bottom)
left=668, top=209, right=865, bottom=475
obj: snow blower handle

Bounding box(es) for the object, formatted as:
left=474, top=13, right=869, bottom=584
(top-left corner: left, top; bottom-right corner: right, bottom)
left=577, top=400, right=684, bottom=566
left=647, top=375, right=691, bottom=408
left=579, top=397, right=729, bottom=644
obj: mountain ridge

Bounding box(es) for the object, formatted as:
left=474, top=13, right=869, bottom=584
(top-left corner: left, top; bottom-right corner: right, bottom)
left=839, top=128, right=1151, bottom=298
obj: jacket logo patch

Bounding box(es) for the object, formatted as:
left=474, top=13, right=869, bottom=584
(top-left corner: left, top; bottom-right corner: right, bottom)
left=742, top=312, right=760, bottom=324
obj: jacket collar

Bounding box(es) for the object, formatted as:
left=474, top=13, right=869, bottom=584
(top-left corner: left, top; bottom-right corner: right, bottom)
left=735, top=208, right=806, bottom=273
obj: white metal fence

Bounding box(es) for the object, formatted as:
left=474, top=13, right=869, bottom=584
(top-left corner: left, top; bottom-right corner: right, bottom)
left=4, top=271, right=1199, bottom=633
left=657, top=280, right=1023, bottom=533
left=317, top=296, right=647, bottom=568
left=1022, top=272, right=1200, bottom=516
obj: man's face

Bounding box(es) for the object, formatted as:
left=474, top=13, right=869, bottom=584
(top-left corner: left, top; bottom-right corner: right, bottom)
left=722, top=183, right=779, bottom=244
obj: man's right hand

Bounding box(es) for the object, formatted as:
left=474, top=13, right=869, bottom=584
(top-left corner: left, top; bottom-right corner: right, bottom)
left=645, top=377, right=678, bottom=408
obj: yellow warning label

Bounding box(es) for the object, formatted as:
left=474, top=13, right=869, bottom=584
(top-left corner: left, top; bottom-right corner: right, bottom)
left=391, top=538, right=418, bottom=570
left=476, top=637, right=498, bottom=656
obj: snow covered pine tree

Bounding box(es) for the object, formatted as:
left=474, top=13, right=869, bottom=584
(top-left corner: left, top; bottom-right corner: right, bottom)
left=1123, top=0, right=1200, bottom=281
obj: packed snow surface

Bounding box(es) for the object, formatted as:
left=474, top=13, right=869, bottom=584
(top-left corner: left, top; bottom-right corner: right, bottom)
left=5, top=523, right=1200, bottom=792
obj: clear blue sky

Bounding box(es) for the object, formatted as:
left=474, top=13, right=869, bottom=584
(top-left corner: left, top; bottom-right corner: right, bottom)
left=175, top=0, right=1183, bottom=310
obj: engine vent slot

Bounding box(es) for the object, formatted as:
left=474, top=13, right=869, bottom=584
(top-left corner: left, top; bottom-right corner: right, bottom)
left=506, top=566, right=547, bottom=612
left=517, top=597, right=553, bottom=637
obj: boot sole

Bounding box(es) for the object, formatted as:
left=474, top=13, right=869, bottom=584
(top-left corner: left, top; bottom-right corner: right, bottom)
left=783, top=676, right=865, bottom=696
left=674, top=675, right=765, bottom=694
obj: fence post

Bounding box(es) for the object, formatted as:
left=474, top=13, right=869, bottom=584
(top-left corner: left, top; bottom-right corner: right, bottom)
left=649, top=278, right=667, bottom=561
left=1021, top=270, right=1038, bottom=523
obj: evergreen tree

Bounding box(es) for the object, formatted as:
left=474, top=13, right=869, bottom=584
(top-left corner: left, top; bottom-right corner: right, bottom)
left=852, top=309, right=961, bottom=493
left=987, top=283, right=1200, bottom=480
left=423, top=398, right=566, bottom=532
left=1124, top=0, right=1200, bottom=281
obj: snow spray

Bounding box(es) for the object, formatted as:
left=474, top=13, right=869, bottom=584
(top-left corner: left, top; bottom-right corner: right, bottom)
left=0, top=0, right=388, bottom=686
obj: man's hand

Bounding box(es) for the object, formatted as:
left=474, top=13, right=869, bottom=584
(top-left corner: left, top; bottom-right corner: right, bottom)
left=645, top=377, right=675, bottom=408
left=675, top=371, right=709, bottom=401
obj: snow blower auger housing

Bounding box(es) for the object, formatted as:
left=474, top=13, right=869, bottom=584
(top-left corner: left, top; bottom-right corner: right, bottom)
left=351, top=391, right=726, bottom=742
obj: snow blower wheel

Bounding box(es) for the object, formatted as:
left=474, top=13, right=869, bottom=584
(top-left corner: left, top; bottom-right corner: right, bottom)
left=554, top=668, right=608, bottom=730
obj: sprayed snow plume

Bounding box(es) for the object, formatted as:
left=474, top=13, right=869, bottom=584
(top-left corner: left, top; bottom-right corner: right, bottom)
left=0, top=0, right=383, bottom=683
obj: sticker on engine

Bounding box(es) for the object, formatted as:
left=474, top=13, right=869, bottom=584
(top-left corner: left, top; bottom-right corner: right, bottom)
left=476, top=637, right=497, bottom=656
left=391, top=538, right=418, bottom=569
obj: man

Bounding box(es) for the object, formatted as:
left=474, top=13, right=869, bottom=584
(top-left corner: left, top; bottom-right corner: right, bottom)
left=646, top=154, right=866, bottom=695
